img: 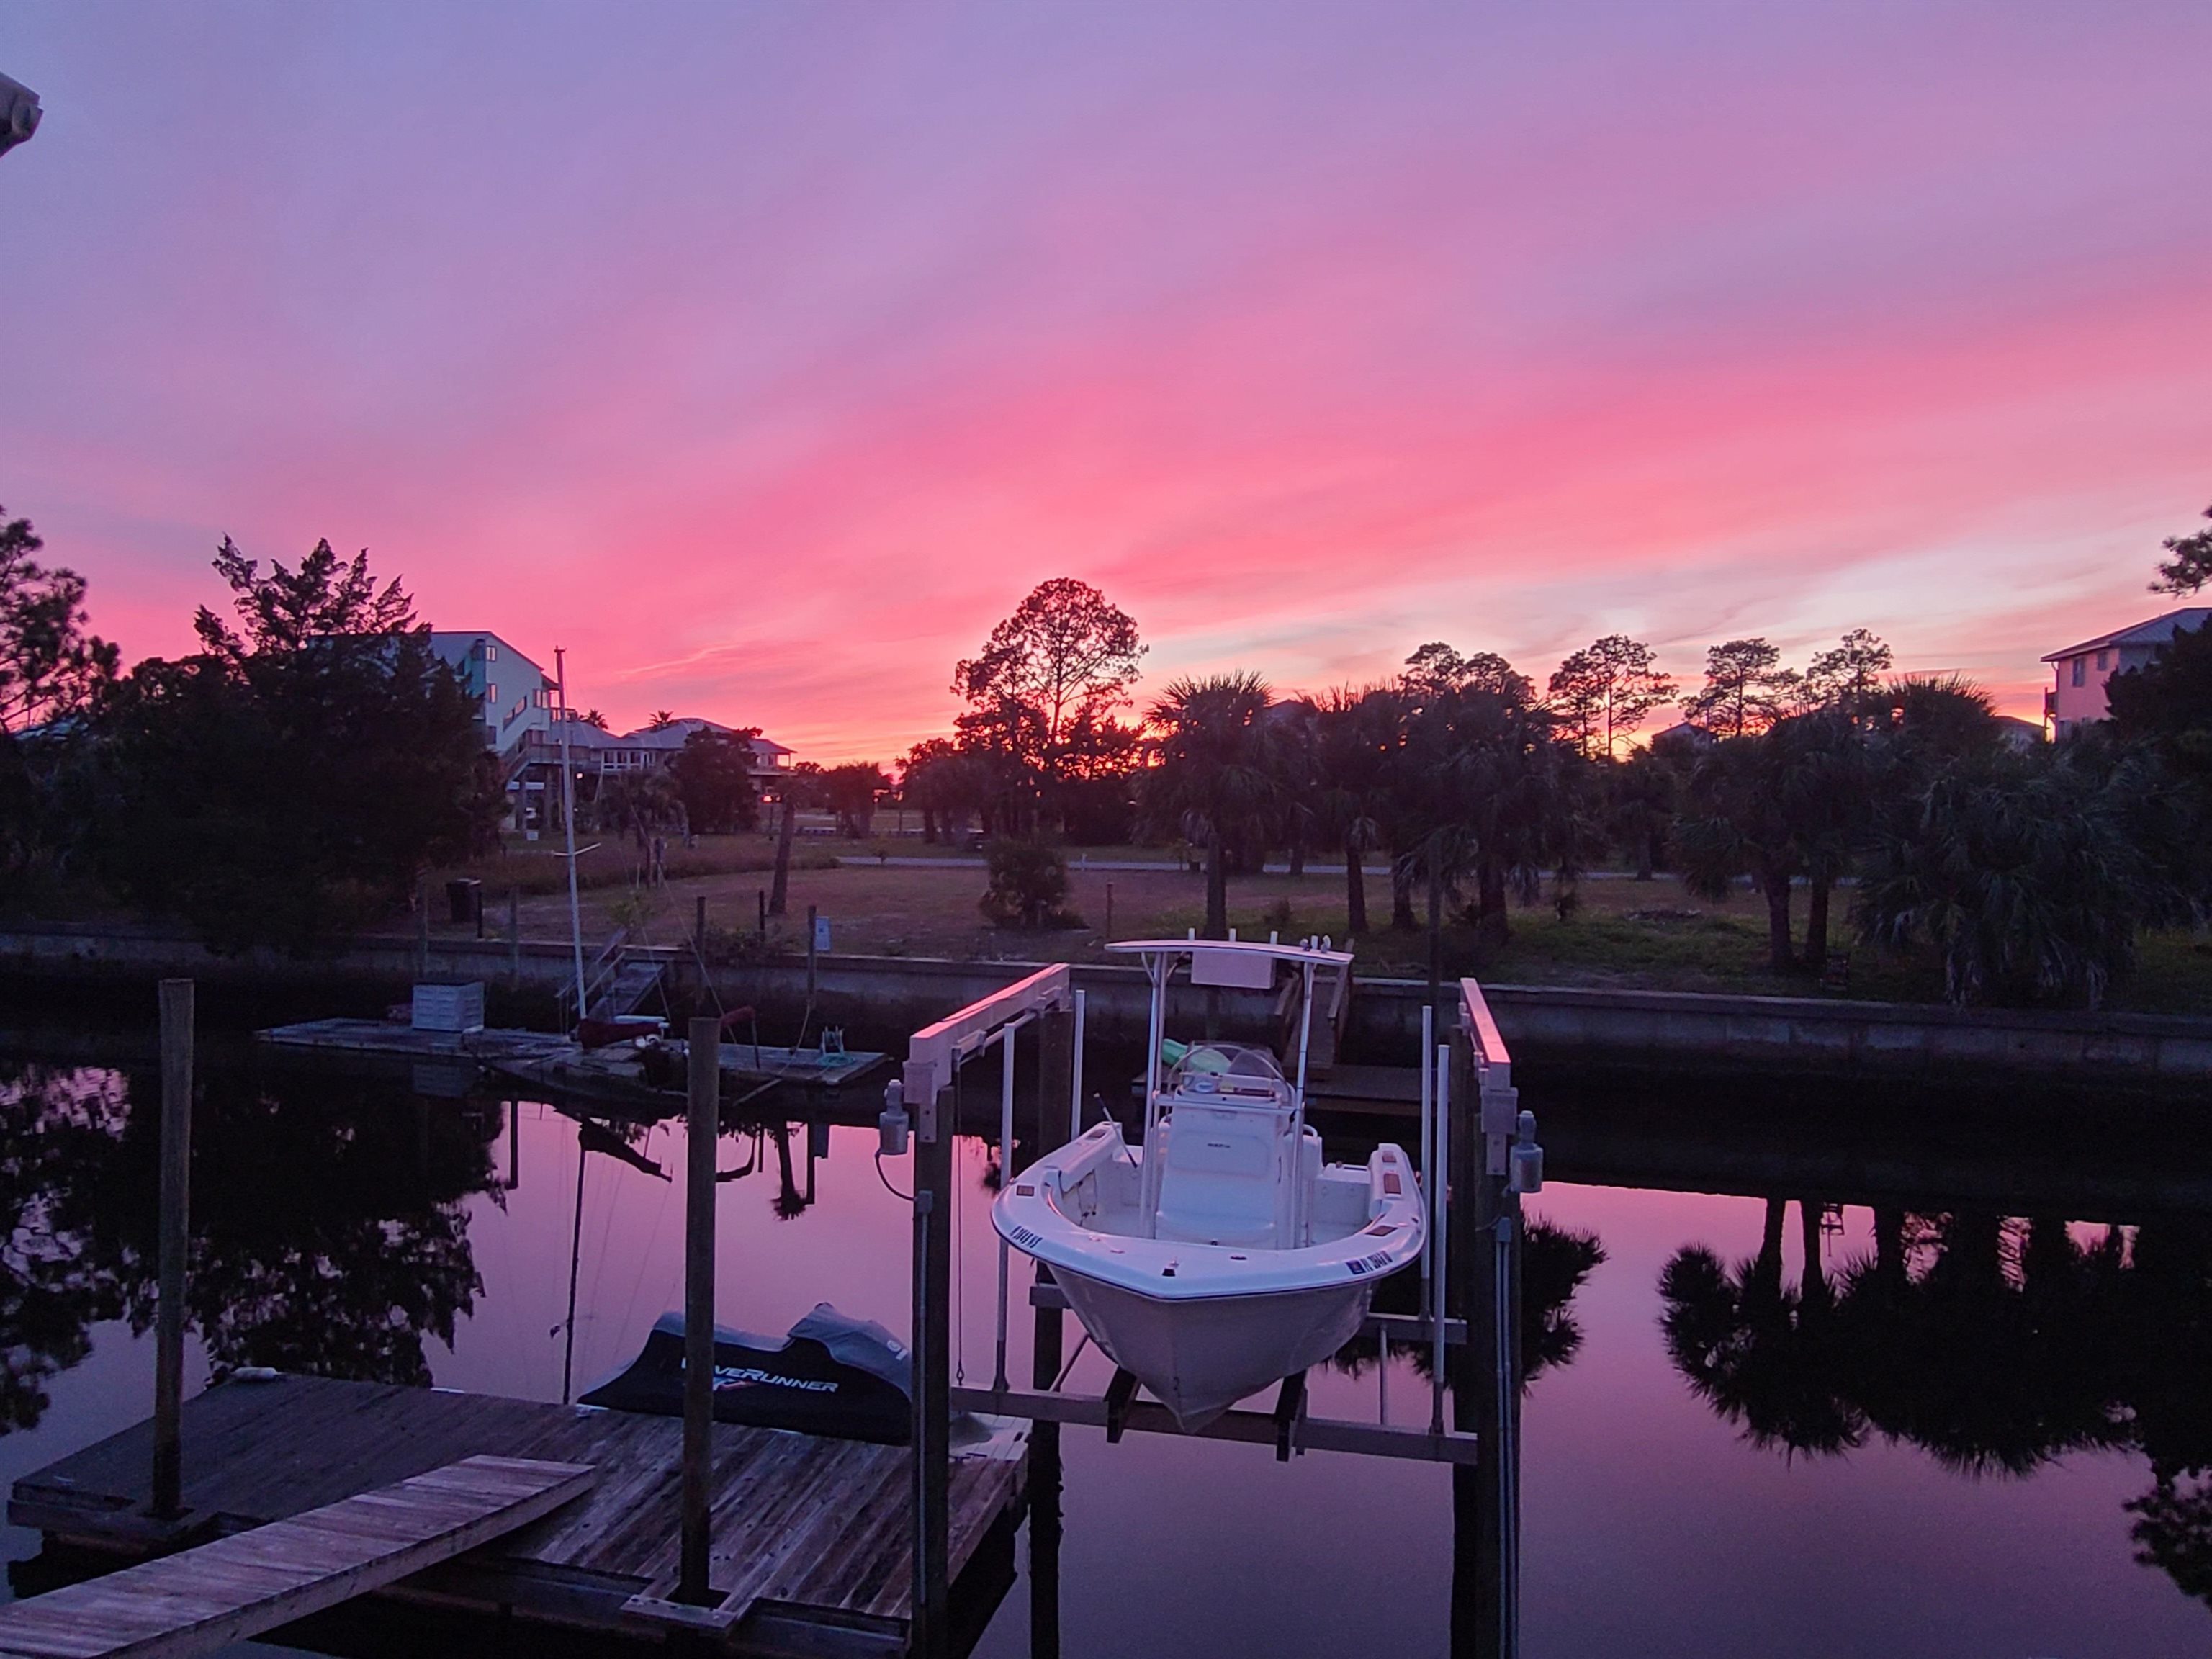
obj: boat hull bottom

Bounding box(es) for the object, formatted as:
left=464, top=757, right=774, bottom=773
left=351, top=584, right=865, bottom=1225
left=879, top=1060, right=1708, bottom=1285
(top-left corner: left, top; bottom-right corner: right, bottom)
left=1052, top=1271, right=1374, bottom=1431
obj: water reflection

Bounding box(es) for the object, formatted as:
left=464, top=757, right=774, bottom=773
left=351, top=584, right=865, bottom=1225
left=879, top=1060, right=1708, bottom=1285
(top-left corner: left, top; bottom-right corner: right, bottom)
left=1330, top=1220, right=1607, bottom=1388
left=0, top=1057, right=500, bottom=1425
left=0, top=1066, right=126, bottom=1435
left=1660, top=1202, right=2212, bottom=1608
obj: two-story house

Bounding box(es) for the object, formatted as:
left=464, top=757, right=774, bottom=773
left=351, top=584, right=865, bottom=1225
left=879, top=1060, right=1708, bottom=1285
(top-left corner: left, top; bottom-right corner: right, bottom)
left=2041, top=607, right=2211, bottom=737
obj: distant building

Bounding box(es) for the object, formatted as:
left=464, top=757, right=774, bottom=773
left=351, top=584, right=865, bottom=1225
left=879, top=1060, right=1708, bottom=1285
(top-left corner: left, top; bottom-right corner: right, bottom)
left=2041, top=607, right=2211, bottom=737
left=512, top=716, right=793, bottom=837
left=530, top=717, right=791, bottom=785
left=428, top=631, right=557, bottom=759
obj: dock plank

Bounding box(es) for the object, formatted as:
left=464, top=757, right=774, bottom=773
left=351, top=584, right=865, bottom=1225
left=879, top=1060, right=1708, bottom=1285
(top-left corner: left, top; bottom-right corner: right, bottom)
left=9, top=1377, right=1024, bottom=1653
left=0, top=1455, right=593, bottom=1659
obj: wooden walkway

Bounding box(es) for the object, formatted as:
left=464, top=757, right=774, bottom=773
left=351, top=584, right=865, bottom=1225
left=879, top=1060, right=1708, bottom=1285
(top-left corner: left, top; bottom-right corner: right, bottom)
left=9, top=1376, right=1025, bottom=1656
left=0, top=1455, right=593, bottom=1659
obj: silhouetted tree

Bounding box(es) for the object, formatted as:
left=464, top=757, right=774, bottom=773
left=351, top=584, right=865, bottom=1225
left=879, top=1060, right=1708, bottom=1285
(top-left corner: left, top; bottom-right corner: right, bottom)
left=1546, top=634, right=1675, bottom=759
left=93, top=539, right=500, bottom=953
left=1799, top=629, right=1894, bottom=713
left=1682, top=638, right=1799, bottom=737
left=2151, top=502, right=2212, bottom=595
left=0, top=511, right=118, bottom=907
left=953, top=578, right=1144, bottom=832
left=667, top=727, right=760, bottom=835
left=1313, top=685, right=1402, bottom=934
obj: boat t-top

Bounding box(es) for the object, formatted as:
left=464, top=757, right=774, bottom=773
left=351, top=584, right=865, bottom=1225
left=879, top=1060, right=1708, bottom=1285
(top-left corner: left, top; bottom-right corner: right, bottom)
left=992, top=936, right=1424, bottom=1431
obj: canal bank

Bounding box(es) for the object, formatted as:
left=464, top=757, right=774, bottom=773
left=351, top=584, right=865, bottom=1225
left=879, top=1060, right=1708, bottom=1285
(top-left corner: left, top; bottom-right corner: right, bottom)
left=5, top=920, right=2211, bottom=1081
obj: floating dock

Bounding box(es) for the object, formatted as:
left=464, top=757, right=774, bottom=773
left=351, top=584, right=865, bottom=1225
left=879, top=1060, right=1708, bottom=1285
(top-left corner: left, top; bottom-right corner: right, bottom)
left=9, top=1375, right=1025, bottom=1658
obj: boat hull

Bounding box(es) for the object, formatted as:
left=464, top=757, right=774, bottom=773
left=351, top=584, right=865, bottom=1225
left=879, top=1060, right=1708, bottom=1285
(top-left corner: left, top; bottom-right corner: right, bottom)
left=1051, top=1269, right=1374, bottom=1431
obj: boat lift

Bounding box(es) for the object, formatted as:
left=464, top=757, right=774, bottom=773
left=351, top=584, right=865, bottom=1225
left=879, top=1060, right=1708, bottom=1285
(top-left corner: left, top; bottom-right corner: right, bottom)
left=884, top=960, right=1542, bottom=1659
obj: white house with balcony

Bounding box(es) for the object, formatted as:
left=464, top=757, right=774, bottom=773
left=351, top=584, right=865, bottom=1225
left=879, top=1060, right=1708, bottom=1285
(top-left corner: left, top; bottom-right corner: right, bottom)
left=428, top=631, right=557, bottom=759
left=2042, top=606, right=2211, bottom=737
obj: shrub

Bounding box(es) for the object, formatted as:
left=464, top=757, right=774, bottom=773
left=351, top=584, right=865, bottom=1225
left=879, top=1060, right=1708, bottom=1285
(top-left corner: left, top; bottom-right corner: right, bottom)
left=979, top=840, right=1083, bottom=930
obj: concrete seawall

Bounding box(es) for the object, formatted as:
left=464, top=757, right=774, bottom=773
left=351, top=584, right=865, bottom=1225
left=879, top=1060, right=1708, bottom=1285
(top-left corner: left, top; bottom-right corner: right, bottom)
left=4, top=921, right=2208, bottom=1080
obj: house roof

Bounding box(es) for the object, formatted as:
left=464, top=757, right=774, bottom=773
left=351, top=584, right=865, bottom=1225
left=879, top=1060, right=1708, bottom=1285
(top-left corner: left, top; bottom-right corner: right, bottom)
left=2042, top=607, right=2212, bottom=663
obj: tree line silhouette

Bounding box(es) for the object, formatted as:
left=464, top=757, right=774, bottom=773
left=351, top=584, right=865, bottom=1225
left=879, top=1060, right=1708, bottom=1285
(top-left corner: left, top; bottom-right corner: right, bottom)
left=905, top=507, right=2211, bottom=1006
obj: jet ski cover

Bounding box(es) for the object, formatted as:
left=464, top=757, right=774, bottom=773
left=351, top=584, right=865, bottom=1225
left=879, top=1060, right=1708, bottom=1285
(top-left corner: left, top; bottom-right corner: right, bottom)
left=579, top=1303, right=911, bottom=1444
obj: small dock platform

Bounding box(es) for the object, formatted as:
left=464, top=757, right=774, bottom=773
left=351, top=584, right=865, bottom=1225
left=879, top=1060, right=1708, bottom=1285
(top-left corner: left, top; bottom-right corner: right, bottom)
left=0, top=1454, right=593, bottom=1659
left=9, top=1375, right=1025, bottom=1657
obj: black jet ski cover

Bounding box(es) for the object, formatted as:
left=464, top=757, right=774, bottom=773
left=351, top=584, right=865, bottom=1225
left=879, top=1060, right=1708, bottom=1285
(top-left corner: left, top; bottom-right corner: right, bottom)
left=579, top=1303, right=911, bottom=1444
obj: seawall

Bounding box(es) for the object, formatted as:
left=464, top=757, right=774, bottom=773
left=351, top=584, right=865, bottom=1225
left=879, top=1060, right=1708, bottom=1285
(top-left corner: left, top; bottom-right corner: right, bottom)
left=4, top=921, right=2208, bottom=1081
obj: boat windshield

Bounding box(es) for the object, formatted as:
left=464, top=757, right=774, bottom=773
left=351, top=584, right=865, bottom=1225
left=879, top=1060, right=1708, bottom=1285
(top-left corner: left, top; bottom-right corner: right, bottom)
left=1165, top=1043, right=1291, bottom=1105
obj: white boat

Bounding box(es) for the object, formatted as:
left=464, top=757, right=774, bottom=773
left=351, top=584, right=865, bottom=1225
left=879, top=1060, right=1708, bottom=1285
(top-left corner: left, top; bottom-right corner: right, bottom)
left=992, top=938, right=1425, bottom=1431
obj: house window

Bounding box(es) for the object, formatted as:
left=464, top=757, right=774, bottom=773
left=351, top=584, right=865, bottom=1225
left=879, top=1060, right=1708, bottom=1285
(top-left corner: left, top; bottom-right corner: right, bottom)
left=485, top=644, right=498, bottom=662
left=2072, top=657, right=2085, bottom=687
left=2095, top=649, right=2109, bottom=672
left=487, top=683, right=498, bottom=704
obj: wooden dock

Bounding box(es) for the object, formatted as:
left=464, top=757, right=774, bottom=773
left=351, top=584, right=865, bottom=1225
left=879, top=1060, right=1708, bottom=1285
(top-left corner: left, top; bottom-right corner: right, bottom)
left=0, top=1455, right=593, bottom=1659
left=9, top=1376, right=1025, bottom=1657
left=259, top=1019, right=889, bottom=1105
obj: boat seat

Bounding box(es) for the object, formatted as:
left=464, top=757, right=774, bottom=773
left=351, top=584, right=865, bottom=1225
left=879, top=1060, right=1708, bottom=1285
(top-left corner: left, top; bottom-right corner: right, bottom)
left=1154, top=1103, right=1294, bottom=1247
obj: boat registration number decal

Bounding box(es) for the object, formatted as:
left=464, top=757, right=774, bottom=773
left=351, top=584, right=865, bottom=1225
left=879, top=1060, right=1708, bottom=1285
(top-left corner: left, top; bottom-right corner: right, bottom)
left=1346, top=1251, right=1395, bottom=1277
left=1007, top=1225, right=1046, bottom=1252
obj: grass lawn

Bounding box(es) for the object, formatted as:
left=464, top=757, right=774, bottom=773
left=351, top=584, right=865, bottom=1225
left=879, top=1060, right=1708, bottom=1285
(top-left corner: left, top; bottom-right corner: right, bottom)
left=421, top=845, right=2212, bottom=1015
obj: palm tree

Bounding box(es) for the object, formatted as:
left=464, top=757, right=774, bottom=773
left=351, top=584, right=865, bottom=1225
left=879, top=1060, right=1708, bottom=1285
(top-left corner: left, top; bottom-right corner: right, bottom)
left=1856, top=739, right=2185, bottom=1007
left=1677, top=727, right=1808, bottom=974
left=1396, top=680, right=1580, bottom=943
left=1313, top=685, right=1401, bottom=935
left=1141, top=673, right=1279, bottom=939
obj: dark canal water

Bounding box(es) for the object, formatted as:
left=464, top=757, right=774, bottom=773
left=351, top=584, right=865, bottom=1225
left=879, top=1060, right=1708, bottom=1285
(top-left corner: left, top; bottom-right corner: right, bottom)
left=1, top=1040, right=2205, bottom=1657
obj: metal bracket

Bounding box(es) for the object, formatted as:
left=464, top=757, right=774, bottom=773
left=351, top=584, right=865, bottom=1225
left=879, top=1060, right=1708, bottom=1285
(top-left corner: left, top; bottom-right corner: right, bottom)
left=1103, top=1368, right=1139, bottom=1444
left=1272, top=1371, right=1307, bottom=1462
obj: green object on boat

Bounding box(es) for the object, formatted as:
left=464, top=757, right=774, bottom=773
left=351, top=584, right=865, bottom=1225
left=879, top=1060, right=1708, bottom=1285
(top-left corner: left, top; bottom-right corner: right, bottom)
left=1159, top=1038, right=1190, bottom=1067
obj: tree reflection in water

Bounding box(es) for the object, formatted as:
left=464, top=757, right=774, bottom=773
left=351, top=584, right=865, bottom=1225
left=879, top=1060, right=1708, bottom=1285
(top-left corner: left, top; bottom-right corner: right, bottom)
left=0, top=1058, right=500, bottom=1429
left=1331, top=1218, right=1606, bottom=1387
left=1660, top=1203, right=2212, bottom=1608
left=1, top=1064, right=128, bottom=1434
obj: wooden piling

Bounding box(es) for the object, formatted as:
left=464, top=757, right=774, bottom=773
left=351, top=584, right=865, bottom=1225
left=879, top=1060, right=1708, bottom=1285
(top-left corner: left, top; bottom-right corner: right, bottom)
left=415, top=875, right=431, bottom=981
left=153, top=979, right=193, bottom=1521
left=680, top=1017, right=719, bottom=1605
left=507, top=888, right=520, bottom=989
left=806, top=904, right=819, bottom=1007
left=695, top=894, right=708, bottom=958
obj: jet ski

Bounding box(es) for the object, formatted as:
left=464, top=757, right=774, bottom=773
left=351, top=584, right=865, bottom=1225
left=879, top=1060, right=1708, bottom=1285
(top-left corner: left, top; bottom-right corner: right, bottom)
left=580, top=1303, right=912, bottom=1444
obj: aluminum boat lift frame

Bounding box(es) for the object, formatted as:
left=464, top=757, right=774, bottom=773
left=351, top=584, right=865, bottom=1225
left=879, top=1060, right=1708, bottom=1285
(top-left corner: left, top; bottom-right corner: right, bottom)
left=891, top=955, right=1540, bottom=1658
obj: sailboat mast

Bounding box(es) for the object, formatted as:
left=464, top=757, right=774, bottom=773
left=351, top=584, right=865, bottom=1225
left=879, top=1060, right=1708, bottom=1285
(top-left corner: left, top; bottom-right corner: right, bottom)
left=556, top=647, right=587, bottom=1020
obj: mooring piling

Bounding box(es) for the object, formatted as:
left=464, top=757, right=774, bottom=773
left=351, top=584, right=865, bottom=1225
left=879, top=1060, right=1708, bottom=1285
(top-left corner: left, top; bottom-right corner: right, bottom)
left=152, top=977, right=193, bottom=1522
left=680, top=1015, right=719, bottom=1606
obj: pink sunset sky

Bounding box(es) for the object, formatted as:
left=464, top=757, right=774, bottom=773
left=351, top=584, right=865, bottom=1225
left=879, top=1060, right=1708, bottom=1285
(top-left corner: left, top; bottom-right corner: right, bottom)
left=2, top=3, right=2207, bottom=761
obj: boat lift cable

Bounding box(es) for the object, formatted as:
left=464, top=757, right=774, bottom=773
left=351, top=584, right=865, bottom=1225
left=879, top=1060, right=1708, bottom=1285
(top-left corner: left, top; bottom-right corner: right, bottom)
left=874, top=1151, right=913, bottom=1204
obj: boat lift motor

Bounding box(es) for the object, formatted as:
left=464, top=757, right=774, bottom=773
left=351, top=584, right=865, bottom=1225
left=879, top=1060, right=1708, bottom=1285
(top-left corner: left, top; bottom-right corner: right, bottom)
left=1509, top=1108, right=1544, bottom=1195
left=878, top=1078, right=910, bottom=1157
